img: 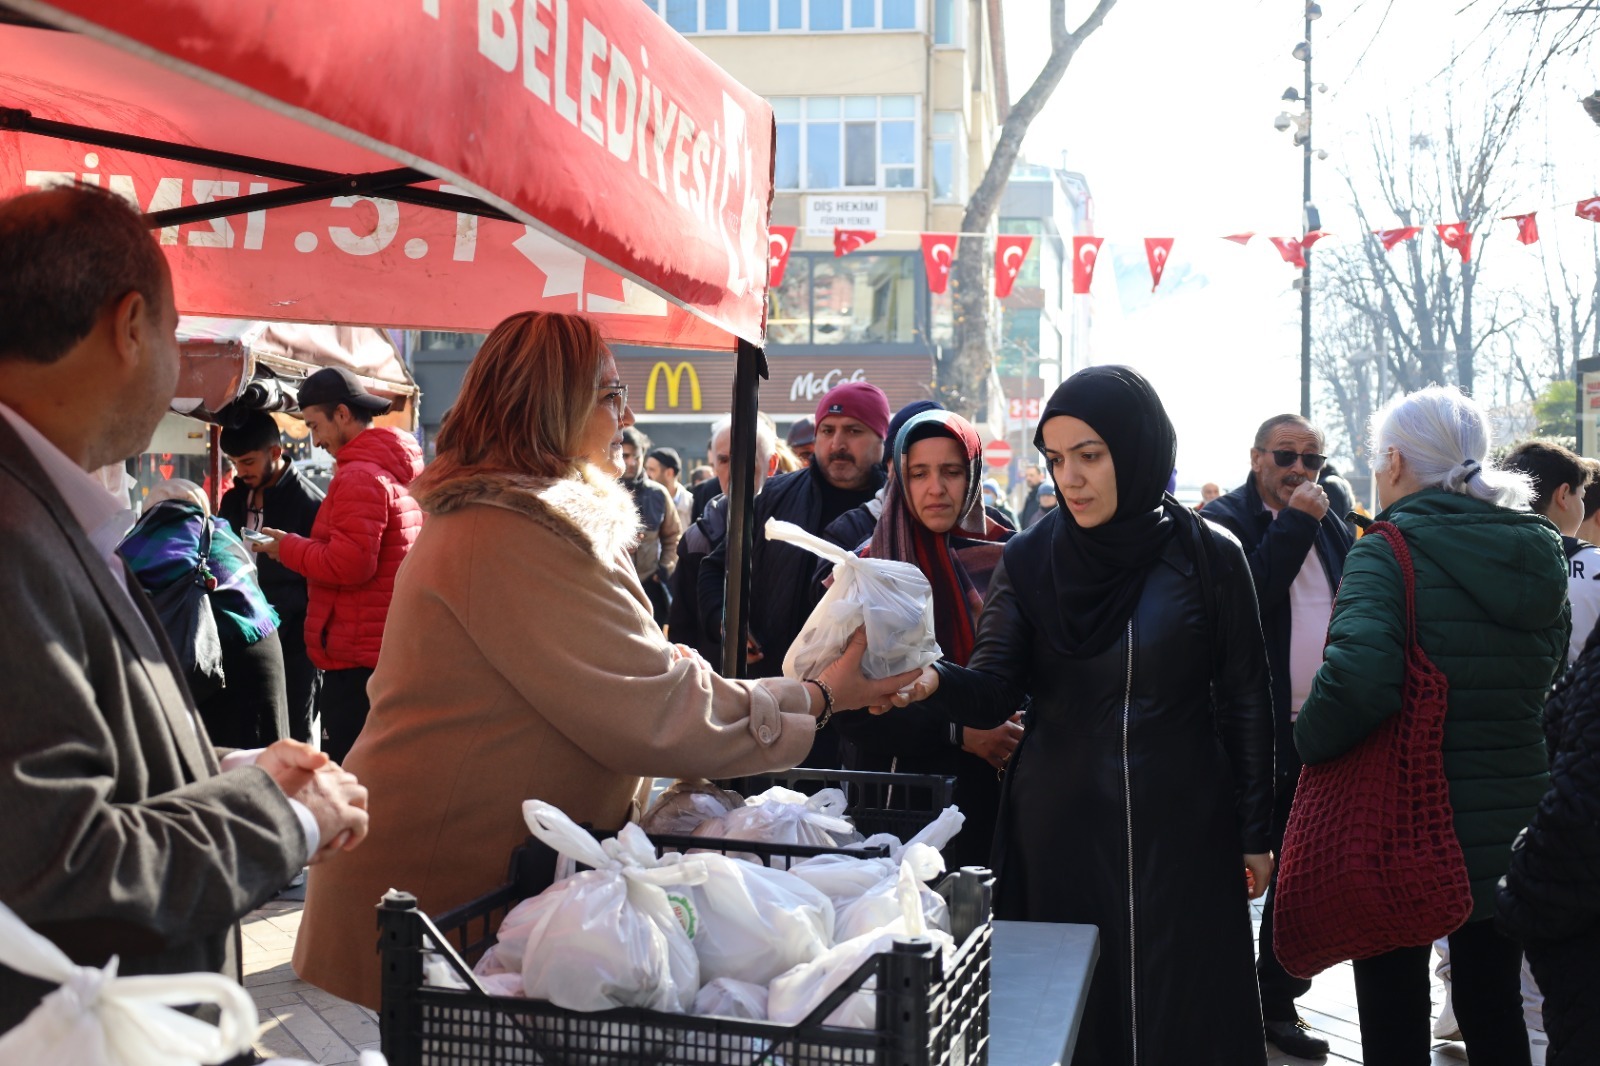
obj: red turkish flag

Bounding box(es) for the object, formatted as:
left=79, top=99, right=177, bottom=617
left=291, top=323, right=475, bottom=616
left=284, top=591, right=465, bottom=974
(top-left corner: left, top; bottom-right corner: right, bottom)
left=994, top=235, right=1034, bottom=298
left=1436, top=223, right=1473, bottom=263
left=1223, top=232, right=1255, bottom=245
left=920, top=233, right=958, bottom=294
left=1301, top=230, right=1330, bottom=250
left=1269, top=237, right=1307, bottom=269
left=1071, top=236, right=1105, bottom=294
left=833, top=228, right=877, bottom=257
left=1374, top=226, right=1422, bottom=251
left=1576, top=198, right=1600, bottom=222
left=1500, top=213, right=1539, bottom=245
left=1143, top=238, right=1174, bottom=292
left=767, top=225, right=798, bottom=287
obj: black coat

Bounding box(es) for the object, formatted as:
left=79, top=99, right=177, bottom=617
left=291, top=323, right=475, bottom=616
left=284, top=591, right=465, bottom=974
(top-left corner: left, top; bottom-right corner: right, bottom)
left=921, top=519, right=1273, bottom=1066
left=689, top=476, right=721, bottom=525
left=670, top=495, right=729, bottom=664
left=218, top=462, right=323, bottom=617
left=1201, top=475, right=1351, bottom=805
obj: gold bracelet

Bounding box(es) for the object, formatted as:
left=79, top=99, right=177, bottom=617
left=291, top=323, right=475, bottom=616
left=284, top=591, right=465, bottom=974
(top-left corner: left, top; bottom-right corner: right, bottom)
left=804, top=677, right=835, bottom=729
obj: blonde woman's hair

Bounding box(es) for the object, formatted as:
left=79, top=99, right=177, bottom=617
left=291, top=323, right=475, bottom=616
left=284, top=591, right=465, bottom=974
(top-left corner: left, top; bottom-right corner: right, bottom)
left=146, top=477, right=210, bottom=514
left=1369, top=385, right=1532, bottom=510
left=428, top=312, right=610, bottom=480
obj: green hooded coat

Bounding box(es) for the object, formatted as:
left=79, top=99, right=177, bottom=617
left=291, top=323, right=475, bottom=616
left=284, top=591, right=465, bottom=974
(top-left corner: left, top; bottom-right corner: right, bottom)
left=1295, top=487, right=1569, bottom=920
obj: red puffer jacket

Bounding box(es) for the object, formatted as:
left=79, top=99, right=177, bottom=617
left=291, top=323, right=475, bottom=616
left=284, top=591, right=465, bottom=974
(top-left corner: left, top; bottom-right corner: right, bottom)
left=280, top=426, right=424, bottom=671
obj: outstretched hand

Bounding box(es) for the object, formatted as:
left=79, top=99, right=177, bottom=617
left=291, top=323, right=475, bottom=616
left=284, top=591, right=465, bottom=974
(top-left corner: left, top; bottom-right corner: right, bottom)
left=815, top=628, right=930, bottom=714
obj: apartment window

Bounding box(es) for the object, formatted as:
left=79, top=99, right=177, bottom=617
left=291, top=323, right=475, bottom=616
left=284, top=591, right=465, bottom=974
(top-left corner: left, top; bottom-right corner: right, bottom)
left=646, top=0, right=917, bottom=31
left=774, top=95, right=918, bottom=190
left=768, top=254, right=918, bottom=344
left=933, top=0, right=959, bottom=44
left=932, top=111, right=965, bottom=201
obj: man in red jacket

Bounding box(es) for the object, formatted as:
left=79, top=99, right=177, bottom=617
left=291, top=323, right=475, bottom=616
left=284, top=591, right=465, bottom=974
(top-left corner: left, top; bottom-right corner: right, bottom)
left=253, top=367, right=424, bottom=762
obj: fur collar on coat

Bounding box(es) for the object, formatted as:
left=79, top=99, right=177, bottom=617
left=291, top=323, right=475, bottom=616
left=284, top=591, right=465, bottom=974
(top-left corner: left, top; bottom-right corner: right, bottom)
left=411, top=466, right=641, bottom=562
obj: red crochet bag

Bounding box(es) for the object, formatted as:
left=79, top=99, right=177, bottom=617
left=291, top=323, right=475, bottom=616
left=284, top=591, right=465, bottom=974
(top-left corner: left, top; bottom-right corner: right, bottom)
left=1272, top=520, right=1473, bottom=980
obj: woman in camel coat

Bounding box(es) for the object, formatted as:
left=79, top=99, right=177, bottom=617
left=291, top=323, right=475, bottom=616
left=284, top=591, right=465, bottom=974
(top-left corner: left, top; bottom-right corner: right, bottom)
left=293, top=312, right=917, bottom=1008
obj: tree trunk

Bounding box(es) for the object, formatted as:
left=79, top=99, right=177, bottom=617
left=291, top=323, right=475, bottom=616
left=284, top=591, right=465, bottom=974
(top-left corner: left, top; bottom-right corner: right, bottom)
left=937, top=0, right=1118, bottom=420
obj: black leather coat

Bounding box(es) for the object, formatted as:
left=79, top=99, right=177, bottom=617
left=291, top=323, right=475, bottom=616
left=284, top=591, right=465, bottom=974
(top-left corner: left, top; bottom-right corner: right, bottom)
left=922, top=521, right=1273, bottom=1066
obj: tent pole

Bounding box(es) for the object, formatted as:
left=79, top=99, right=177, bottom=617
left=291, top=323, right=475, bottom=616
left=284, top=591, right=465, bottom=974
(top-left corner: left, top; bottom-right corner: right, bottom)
left=207, top=423, right=223, bottom=514
left=721, top=337, right=765, bottom=679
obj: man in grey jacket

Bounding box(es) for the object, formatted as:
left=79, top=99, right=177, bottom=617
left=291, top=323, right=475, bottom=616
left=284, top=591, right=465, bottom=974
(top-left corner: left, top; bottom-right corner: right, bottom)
left=0, top=183, right=371, bottom=1032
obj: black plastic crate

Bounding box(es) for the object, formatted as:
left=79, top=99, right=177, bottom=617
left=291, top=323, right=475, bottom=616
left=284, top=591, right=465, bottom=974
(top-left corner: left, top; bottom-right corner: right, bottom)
left=716, top=769, right=958, bottom=842
left=378, top=832, right=991, bottom=1066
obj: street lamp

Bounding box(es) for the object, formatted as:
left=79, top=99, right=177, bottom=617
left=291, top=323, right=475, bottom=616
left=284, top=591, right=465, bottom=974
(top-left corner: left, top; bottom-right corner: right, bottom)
left=1271, top=2, right=1324, bottom=419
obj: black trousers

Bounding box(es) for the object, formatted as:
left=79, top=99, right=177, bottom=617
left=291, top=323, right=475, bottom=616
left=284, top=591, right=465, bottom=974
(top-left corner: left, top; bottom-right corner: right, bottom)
left=276, top=609, right=321, bottom=745
left=1527, top=929, right=1600, bottom=1066
left=318, top=666, right=374, bottom=765
left=1352, top=917, right=1529, bottom=1066
left=1259, top=772, right=1314, bottom=1021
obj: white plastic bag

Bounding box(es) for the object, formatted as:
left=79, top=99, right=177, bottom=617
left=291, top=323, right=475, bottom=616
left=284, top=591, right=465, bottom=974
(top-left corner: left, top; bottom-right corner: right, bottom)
left=789, top=842, right=950, bottom=940
left=765, top=518, right=941, bottom=681
left=692, top=786, right=854, bottom=864
left=767, top=861, right=955, bottom=1029
left=512, top=801, right=708, bottom=1013
left=0, top=900, right=258, bottom=1066
left=691, top=977, right=769, bottom=1020
left=639, top=780, right=745, bottom=836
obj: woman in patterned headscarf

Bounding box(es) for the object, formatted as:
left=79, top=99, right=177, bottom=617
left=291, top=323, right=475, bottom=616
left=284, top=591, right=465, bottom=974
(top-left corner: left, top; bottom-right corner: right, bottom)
left=831, top=410, right=1019, bottom=869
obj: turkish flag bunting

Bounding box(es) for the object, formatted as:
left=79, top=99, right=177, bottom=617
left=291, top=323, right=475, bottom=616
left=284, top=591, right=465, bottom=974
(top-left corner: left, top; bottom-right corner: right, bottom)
left=768, top=225, right=798, bottom=287
left=833, top=228, right=877, bottom=257
left=1269, top=237, right=1307, bottom=269
left=1436, top=223, right=1472, bottom=263
left=1374, top=226, right=1422, bottom=251
left=1576, top=198, right=1600, bottom=222
left=1301, top=230, right=1330, bottom=250
left=1223, top=232, right=1256, bottom=245
left=920, top=233, right=958, bottom=294
left=1500, top=213, right=1540, bottom=245
left=1145, top=238, right=1175, bottom=292
left=995, top=235, right=1034, bottom=298
left=1072, top=236, right=1105, bottom=294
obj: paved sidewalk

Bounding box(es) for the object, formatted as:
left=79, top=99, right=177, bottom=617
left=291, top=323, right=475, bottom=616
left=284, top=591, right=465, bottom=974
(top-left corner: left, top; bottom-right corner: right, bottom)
left=241, top=889, right=1533, bottom=1064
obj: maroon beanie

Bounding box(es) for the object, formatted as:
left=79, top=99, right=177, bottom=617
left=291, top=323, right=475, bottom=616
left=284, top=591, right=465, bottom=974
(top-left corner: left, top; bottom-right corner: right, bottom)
left=814, top=381, right=891, bottom=440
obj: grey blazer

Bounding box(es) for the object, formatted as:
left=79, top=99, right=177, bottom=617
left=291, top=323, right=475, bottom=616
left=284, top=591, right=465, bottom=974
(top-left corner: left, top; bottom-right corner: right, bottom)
left=0, top=416, right=309, bottom=1031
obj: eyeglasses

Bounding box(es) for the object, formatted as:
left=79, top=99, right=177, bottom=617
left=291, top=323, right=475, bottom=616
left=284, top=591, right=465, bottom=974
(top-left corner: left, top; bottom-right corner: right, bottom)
left=1270, top=449, right=1327, bottom=471
left=597, top=383, right=628, bottom=413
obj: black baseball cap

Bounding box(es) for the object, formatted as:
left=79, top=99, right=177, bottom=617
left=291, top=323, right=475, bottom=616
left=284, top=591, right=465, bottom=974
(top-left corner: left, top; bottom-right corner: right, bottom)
left=297, top=366, right=391, bottom=414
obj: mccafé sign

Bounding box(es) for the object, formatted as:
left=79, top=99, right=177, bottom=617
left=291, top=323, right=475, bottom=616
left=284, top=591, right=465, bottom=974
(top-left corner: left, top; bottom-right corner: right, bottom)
left=618, top=352, right=932, bottom=417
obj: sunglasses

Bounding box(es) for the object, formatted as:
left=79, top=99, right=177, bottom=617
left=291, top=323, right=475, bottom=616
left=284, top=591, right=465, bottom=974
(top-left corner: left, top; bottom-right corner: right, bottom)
left=1269, top=449, right=1326, bottom=471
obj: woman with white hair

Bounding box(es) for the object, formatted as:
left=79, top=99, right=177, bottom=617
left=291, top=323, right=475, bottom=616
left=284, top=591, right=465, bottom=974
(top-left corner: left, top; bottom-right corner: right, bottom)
left=1295, top=386, right=1569, bottom=1066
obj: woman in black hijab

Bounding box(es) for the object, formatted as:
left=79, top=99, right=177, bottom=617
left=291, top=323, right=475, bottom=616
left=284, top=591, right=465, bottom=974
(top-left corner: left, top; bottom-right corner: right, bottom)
left=888, top=366, right=1275, bottom=1066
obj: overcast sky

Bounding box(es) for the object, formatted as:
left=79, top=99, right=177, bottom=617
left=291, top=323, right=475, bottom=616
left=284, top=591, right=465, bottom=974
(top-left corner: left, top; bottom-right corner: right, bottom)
left=1002, top=0, right=1600, bottom=491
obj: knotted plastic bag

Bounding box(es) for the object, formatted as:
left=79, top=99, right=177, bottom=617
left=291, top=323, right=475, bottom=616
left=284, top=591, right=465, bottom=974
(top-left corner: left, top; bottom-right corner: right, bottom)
left=691, top=785, right=854, bottom=864
left=765, top=519, right=941, bottom=681
left=639, top=779, right=746, bottom=836
left=509, top=801, right=708, bottom=1012
left=0, top=900, right=258, bottom=1066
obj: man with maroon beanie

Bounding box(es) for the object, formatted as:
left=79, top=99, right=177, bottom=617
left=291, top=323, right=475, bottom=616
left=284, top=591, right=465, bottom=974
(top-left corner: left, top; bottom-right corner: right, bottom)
left=701, top=381, right=890, bottom=767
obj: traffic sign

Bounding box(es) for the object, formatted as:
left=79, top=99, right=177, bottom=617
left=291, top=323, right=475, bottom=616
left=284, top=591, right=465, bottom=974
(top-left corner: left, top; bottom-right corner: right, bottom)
left=984, top=440, right=1013, bottom=468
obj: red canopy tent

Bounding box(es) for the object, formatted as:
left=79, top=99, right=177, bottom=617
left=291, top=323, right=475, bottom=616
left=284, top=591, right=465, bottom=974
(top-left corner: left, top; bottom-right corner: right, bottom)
left=0, top=0, right=772, bottom=678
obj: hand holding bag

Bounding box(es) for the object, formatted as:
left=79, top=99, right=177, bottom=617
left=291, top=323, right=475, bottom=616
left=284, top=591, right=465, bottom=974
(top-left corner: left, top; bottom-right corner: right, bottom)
left=1272, top=521, right=1473, bottom=979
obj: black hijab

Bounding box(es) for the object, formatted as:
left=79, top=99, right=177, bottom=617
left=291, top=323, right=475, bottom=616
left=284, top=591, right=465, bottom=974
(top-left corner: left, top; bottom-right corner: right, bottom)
left=1010, top=365, right=1183, bottom=658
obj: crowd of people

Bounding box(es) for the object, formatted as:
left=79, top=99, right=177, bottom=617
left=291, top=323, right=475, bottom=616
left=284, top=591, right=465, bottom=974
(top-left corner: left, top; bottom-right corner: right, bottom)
left=2, top=181, right=1599, bottom=1066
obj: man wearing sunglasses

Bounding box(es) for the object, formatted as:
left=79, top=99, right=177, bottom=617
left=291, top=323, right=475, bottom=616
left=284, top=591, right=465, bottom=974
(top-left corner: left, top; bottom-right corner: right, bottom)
left=1203, top=413, right=1354, bottom=1062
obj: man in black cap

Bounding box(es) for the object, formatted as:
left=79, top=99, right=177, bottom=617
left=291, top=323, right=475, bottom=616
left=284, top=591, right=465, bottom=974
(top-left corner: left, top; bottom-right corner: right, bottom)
left=786, top=416, right=816, bottom=467
left=219, top=411, right=325, bottom=744
left=249, top=366, right=424, bottom=761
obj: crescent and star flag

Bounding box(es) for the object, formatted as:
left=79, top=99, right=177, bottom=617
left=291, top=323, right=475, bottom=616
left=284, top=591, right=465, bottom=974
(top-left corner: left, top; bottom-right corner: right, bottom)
left=1223, top=232, right=1256, bottom=245
left=1576, top=198, right=1600, bottom=222
left=1437, top=223, right=1473, bottom=263
left=1500, top=213, right=1540, bottom=245
left=1269, top=237, right=1307, bottom=269
left=1071, top=235, right=1105, bottom=294
left=833, top=228, right=878, bottom=257
left=920, top=233, right=958, bottom=294
left=1301, top=230, right=1330, bottom=250
left=1375, top=226, right=1422, bottom=251
left=768, top=225, right=798, bottom=287
left=1144, top=238, right=1174, bottom=292
left=994, top=234, right=1034, bottom=298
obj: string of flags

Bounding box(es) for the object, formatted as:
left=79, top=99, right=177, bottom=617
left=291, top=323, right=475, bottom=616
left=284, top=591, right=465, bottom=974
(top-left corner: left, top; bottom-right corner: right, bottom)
left=766, top=195, right=1600, bottom=299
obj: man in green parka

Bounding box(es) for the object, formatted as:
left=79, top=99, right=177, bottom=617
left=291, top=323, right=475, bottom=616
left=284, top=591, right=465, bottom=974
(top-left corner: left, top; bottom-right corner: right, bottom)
left=1294, top=387, right=1567, bottom=1066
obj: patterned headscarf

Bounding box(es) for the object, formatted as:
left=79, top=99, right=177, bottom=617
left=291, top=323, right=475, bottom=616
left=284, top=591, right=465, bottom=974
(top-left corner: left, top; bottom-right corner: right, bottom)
left=866, top=411, right=1010, bottom=665
left=118, top=500, right=279, bottom=645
